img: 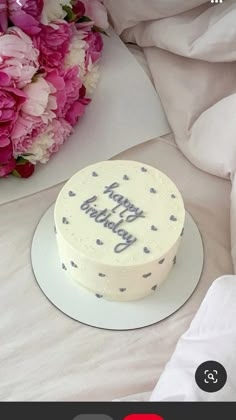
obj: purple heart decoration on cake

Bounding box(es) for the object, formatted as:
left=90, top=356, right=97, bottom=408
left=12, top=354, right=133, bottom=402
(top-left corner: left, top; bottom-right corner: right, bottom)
left=119, top=288, right=126, bottom=292
left=62, top=217, right=69, bottom=224
left=70, top=261, right=78, bottom=268
left=173, top=256, right=177, bottom=265
left=98, top=273, right=106, bottom=277
left=150, top=188, right=157, bottom=194
left=159, top=258, right=165, bottom=264
left=141, top=167, right=147, bottom=172
left=144, top=247, right=150, bottom=254
left=151, top=285, right=157, bottom=291
left=92, top=171, right=98, bottom=177
left=151, top=225, right=157, bottom=231
left=181, top=227, right=184, bottom=236
left=68, top=190, right=76, bottom=197
left=123, top=175, right=129, bottom=180
left=95, top=293, right=103, bottom=298
left=171, top=194, right=176, bottom=199
left=96, top=239, right=104, bottom=246
left=62, top=263, right=67, bottom=270
left=142, top=272, right=152, bottom=278
left=170, top=215, right=177, bottom=221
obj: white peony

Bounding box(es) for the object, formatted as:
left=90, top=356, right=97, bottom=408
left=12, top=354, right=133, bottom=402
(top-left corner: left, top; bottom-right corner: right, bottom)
left=26, top=130, right=55, bottom=164
left=41, top=0, right=72, bottom=24
left=84, top=64, right=100, bottom=95
left=64, top=31, right=88, bottom=77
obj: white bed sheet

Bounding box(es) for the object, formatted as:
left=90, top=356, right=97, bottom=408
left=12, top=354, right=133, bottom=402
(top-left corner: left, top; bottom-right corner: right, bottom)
left=0, top=134, right=233, bottom=401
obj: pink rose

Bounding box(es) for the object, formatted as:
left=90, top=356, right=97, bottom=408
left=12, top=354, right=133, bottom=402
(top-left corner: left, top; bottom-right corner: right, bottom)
left=0, top=27, right=39, bottom=88
left=8, top=0, right=43, bottom=35
left=0, top=86, right=26, bottom=148
left=80, top=0, right=108, bottom=29
left=34, top=21, right=72, bottom=70
left=85, top=31, right=103, bottom=64
left=0, top=142, right=16, bottom=177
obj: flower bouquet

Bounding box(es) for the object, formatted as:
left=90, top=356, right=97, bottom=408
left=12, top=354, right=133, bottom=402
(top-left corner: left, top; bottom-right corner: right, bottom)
left=0, top=0, right=108, bottom=178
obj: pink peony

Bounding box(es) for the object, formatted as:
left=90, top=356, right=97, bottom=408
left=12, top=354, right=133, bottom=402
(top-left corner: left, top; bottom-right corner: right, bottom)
left=46, top=66, right=90, bottom=126
left=80, top=0, right=108, bottom=29
left=63, top=66, right=83, bottom=113
left=65, top=96, right=91, bottom=126
left=8, top=0, right=43, bottom=35
left=0, top=27, right=39, bottom=88
left=22, top=76, right=57, bottom=123
left=0, top=142, right=16, bottom=177
left=47, top=118, right=72, bottom=155
left=16, top=117, right=72, bottom=164
left=46, top=66, right=83, bottom=119
left=0, top=0, right=7, bottom=33
left=85, top=31, right=103, bottom=65
left=45, top=69, right=66, bottom=118
left=11, top=113, right=47, bottom=156
left=34, top=21, right=72, bottom=70
left=0, top=86, right=26, bottom=148
left=62, top=66, right=92, bottom=126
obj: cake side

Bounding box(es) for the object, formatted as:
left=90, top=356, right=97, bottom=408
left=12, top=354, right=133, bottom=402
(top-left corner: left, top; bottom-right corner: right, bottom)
left=55, top=229, right=182, bottom=301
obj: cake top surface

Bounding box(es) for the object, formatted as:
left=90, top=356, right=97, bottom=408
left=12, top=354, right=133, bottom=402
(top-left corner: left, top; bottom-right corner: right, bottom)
left=54, top=160, right=185, bottom=266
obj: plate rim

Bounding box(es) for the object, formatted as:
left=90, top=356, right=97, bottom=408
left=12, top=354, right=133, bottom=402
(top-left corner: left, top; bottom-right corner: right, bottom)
left=31, top=204, right=204, bottom=331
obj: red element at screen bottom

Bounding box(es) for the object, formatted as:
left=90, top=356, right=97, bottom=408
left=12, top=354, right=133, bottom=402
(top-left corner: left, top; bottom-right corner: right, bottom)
left=124, top=415, right=164, bottom=420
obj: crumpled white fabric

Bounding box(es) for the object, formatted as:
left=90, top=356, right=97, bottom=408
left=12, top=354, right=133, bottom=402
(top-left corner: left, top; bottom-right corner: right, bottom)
left=150, top=275, right=236, bottom=401
left=104, top=0, right=236, bottom=270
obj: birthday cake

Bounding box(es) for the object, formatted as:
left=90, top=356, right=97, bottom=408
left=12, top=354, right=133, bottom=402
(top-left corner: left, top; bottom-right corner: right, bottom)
left=54, top=160, right=185, bottom=301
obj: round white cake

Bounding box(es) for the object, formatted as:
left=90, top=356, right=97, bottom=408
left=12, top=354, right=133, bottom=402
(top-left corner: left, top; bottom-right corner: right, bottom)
left=54, top=160, right=185, bottom=301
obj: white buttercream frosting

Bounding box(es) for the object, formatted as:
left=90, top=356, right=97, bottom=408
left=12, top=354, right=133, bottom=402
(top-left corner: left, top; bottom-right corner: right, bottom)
left=54, top=160, right=185, bottom=301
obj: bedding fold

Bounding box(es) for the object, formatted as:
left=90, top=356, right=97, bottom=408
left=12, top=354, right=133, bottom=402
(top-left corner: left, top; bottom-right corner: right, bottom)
left=105, top=0, right=236, bottom=270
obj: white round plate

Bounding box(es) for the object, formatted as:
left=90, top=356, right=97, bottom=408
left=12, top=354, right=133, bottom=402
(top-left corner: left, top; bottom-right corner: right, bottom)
left=31, top=205, right=204, bottom=330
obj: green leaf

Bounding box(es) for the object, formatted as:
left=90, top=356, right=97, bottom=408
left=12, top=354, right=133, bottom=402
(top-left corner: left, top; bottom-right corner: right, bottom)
left=12, top=169, right=21, bottom=178
left=92, top=25, right=109, bottom=36
left=31, top=74, right=38, bottom=83
left=16, top=156, right=27, bottom=165
left=63, top=5, right=77, bottom=22
left=15, top=155, right=33, bottom=165
left=78, top=15, right=92, bottom=23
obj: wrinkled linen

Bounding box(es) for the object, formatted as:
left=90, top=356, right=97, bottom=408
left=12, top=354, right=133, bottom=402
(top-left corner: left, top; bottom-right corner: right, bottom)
left=150, top=275, right=236, bottom=401
left=104, top=0, right=236, bottom=267
left=103, top=0, right=236, bottom=401
left=0, top=136, right=233, bottom=401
